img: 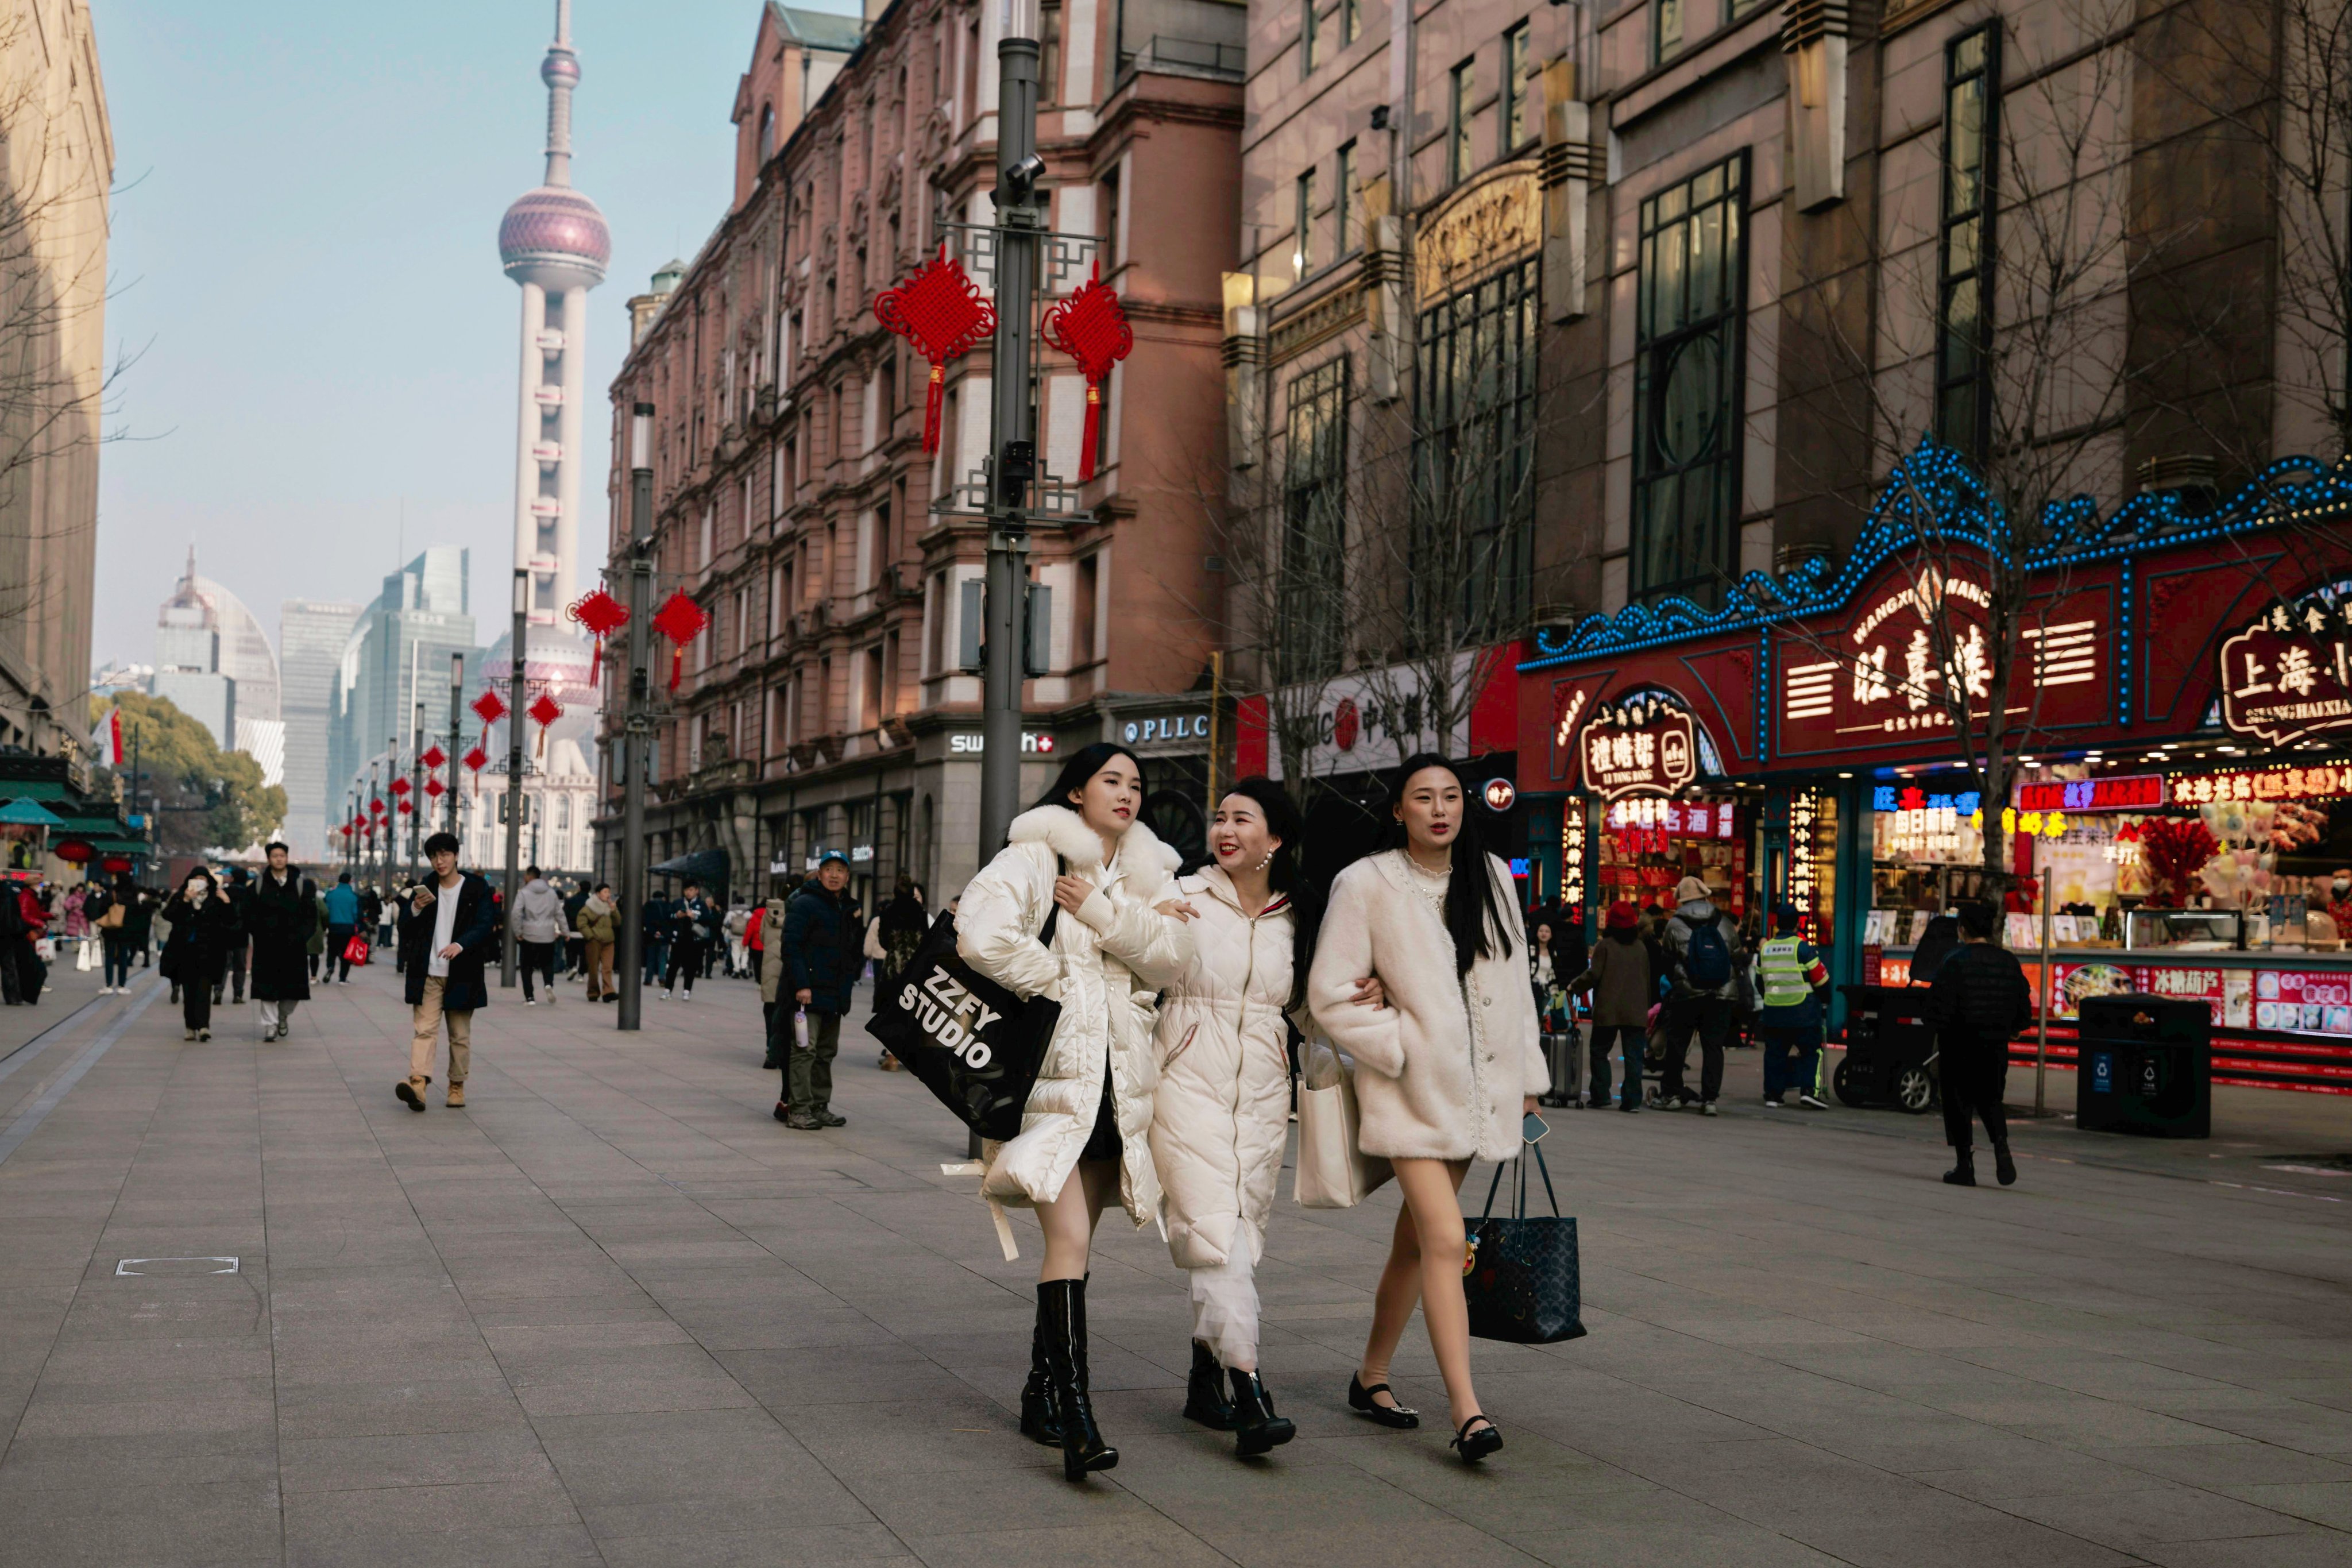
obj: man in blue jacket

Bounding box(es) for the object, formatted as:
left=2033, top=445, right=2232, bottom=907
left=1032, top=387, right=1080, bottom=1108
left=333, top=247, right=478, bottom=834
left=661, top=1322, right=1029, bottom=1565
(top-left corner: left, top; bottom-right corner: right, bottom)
left=322, top=872, right=361, bottom=983
left=395, top=833, right=498, bottom=1113
left=780, top=852, right=859, bottom=1130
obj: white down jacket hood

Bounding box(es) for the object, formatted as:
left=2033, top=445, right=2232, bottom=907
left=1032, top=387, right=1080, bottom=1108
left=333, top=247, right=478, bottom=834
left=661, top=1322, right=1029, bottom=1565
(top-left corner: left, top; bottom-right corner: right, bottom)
left=956, top=805, right=1192, bottom=1234
left=1149, top=865, right=1296, bottom=1272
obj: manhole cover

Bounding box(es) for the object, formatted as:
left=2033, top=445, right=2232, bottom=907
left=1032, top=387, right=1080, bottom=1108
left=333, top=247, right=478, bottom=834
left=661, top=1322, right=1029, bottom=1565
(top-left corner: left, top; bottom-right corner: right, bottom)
left=115, top=1257, right=239, bottom=1277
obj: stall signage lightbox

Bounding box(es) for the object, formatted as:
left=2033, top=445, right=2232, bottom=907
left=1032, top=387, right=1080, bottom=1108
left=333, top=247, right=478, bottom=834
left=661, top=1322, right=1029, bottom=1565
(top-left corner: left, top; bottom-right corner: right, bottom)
left=1776, top=567, right=2112, bottom=761
left=2015, top=774, right=2166, bottom=813
left=2173, top=766, right=2352, bottom=804
left=1577, top=694, right=1697, bottom=798
left=2219, top=596, right=2352, bottom=747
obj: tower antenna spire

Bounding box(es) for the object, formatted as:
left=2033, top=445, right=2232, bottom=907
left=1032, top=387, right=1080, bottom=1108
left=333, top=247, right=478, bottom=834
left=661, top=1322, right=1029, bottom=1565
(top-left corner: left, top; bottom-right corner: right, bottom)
left=541, top=0, right=580, bottom=188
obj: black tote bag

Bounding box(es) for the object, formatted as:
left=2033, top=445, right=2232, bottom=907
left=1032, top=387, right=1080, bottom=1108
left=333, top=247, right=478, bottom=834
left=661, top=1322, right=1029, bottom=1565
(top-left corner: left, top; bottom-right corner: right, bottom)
left=864, top=865, right=1063, bottom=1142
left=1463, top=1140, right=1587, bottom=1345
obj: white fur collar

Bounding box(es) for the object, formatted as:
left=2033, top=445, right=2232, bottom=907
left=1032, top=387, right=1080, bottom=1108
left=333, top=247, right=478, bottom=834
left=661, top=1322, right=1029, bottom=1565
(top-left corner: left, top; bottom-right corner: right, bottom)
left=1009, top=804, right=1179, bottom=882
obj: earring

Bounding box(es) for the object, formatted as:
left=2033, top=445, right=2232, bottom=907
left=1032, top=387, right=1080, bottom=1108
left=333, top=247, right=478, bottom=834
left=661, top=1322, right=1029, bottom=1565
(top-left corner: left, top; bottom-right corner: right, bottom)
left=1255, top=847, right=1276, bottom=871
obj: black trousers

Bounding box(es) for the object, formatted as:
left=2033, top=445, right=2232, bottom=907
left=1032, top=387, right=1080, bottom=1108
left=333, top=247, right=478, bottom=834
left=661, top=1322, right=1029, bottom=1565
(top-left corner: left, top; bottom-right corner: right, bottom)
left=670, top=940, right=705, bottom=993
left=1659, top=995, right=1733, bottom=1103
left=518, top=940, right=557, bottom=999
left=183, top=980, right=211, bottom=1034
left=1941, top=1043, right=2011, bottom=1150
left=326, top=925, right=355, bottom=981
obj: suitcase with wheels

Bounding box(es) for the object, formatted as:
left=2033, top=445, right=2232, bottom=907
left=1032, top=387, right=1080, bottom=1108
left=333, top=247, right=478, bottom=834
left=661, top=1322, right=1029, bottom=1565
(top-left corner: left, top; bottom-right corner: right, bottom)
left=1540, top=1028, right=1581, bottom=1107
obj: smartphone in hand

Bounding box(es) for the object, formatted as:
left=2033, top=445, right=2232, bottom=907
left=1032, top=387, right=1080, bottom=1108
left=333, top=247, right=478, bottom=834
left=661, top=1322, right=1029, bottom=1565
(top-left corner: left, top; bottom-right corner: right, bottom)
left=1522, top=1111, right=1549, bottom=1143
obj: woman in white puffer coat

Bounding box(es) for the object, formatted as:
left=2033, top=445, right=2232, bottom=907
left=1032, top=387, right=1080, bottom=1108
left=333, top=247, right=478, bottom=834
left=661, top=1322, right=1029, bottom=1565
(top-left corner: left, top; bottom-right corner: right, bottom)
left=957, top=743, right=1194, bottom=1482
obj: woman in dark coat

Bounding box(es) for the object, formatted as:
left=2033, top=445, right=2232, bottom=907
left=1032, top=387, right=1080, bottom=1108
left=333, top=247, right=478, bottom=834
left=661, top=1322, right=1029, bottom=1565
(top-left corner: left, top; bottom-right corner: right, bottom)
left=160, top=869, right=234, bottom=1040
left=248, top=845, right=319, bottom=1041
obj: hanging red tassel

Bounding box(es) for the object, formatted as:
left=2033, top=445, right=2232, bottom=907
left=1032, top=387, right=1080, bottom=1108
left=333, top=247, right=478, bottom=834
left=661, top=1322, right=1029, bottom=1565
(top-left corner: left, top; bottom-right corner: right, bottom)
left=924, top=362, right=946, bottom=454
left=670, top=646, right=685, bottom=692
left=1080, top=384, right=1102, bottom=482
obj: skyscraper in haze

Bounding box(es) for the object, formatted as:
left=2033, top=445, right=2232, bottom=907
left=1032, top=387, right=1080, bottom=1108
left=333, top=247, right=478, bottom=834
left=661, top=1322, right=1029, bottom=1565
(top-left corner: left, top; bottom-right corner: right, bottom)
left=498, top=0, right=608, bottom=627
left=280, top=598, right=361, bottom=860
left=328, top=549, right=476, bottom=842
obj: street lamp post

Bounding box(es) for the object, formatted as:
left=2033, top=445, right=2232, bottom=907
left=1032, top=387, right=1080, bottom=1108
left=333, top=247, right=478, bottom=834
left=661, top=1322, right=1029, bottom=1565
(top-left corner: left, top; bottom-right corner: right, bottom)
left=409, top=705, right=426, bottom=878
left=616, top=403, right=654, bottom=1031
left=447, top=652, right=465, bottom=838
left=976, top=8, right=1046, bottom=863
left=502, top=568, right=528, bottom=988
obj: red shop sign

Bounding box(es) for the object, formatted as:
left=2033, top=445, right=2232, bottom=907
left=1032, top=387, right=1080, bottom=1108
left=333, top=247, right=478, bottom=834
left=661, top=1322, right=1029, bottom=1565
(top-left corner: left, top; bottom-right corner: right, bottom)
left=1578, top=693, right=1697, bottom=799
left=1775, top=564, right=2115, bottom=763
left=2218, top=596, right=2352, bottom=748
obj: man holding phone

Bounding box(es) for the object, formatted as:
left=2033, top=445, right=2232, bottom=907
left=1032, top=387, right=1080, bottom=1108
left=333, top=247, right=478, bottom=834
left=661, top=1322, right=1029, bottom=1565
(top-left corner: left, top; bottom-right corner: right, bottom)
left=395, top=832, right=497, bottom=1113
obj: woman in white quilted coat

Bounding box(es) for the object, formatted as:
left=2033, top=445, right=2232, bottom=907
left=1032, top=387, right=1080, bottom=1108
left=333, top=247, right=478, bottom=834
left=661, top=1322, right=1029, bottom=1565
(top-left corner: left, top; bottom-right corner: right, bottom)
left=956, top=742, right=1194, bottom=1482
left=1308, top=754, right=1543, bottom=1465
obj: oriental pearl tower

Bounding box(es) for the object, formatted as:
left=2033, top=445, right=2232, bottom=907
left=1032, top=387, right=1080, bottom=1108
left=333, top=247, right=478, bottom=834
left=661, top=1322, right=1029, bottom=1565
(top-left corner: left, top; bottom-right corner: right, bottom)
left=499, top=0, right=609, bottom=627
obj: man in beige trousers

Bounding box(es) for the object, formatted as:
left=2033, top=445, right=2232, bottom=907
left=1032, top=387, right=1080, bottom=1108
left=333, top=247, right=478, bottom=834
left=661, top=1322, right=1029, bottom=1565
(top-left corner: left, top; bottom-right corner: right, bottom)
left=394, top=833, right=497, bottom=1112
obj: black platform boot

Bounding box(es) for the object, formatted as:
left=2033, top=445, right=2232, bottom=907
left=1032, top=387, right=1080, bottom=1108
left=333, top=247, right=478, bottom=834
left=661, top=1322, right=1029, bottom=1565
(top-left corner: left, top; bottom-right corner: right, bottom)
left=1183, top=1341, right=1235, bottom=1430
left=1038, top=1278, right=1117, bottom=1481
left=1992, top=1140, right=2017, bottom=1186
left=1228, top=1368, right=1296, bottom=1457
left=1942, top=1148, right=1977, bottom=1186
left=1018, top=1309, right=1062, bottom=1446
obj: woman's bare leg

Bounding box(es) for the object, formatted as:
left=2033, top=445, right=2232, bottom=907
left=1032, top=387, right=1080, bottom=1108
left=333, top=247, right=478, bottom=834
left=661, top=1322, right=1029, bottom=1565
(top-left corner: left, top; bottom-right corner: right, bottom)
left=1037, top=1158, right=1118, bottom=1282
left=1357, top=1197, right=1424, bottom=1408
left=1382, top=1157, right=1482, bottom=1431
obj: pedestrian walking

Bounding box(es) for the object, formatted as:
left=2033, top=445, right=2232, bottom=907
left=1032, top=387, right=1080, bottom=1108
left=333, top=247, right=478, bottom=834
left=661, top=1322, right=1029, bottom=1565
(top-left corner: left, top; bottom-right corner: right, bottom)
left=641, top=889, right=672, bottom=990
left=1654, top=876, right=1744, bottom=1115
left=218, top=868, right=253, bottom=1006
left=1926, top=901, right=2030, bottom=1187
left=366, top=883, right=391, bottom=952
left=159, top=868, right=232, bottom=1040
left=756, top=882, right=790, bottom=1068
left=957, top=742, right=1194, bottom=1481
left=1148, top=779, right=1320, bottom=1459
left=1529, top=921, right=1577, bottom=1107
left=1570, top=901, right=1652, bottom=1112
left=249, top=843, right=320, bottom=1040
left=562, top=880, right=589, bottom=978
left=149, top=888, right=175, bottom=1002
left=1307, top=754, right=1542, bottom=1465
left=775, top=858, right=862, bottom=1126
left=1754, top=903, right=1830, bottom=1109
left=723, top=902, right=750, bottom=979
left=575, top=882, right=617, bottom=1002
left=395, top=833, right=497, bottom=1112
left=322, top=872, right=361, bottom=983
left=88, top=877, right=129, bottom=992
left=513, top=866, right=563, bottom=1005
left=5, top=878, right=48, bottom=1004
left=666, top=880, right=716, bottom=1001
left=125, top=884, right=156, bottom=971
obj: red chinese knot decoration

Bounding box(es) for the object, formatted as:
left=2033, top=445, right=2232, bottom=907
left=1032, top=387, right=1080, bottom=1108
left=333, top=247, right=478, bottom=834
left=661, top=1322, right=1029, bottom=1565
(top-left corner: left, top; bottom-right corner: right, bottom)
left=424, top=777, right=446, bottom=800
left=472, top=689, right=509, bottom=727
left=420, top=744, right=447, bottom=771
left=388, top=775, right=412, bottom=797
left=396, top=800, right=414, bottom=816
left=462, top=745, right=488, bottom=773
left=1040, top=261, right=1134, bottom=481
left=566, top=587, right=630, bottom=687
left=874, top=244, right=997, bottom=455
left=650, top=592, right=710, bottom=692
left=527, top=691, right=564, bottom=758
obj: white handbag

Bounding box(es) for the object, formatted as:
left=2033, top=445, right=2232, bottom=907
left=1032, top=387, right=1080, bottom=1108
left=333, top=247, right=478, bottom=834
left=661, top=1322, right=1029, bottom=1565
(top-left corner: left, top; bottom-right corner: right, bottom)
left=75, top=938, right=93, bottom=971
left=1294, top=1036, right=1392, bottom=1208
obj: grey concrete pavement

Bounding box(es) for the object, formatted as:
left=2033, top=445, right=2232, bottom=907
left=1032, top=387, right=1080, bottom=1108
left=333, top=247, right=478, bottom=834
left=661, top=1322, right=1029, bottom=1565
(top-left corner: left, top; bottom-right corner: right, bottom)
left=0, top=956, right=2347, bottom=1566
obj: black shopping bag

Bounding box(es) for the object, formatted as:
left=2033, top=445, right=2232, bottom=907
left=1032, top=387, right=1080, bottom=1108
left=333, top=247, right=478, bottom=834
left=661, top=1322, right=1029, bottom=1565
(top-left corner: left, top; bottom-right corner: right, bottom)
left=1463, top=1139, right=1586, bottom=1345
left=865, top=893, right=1061, bottom=1142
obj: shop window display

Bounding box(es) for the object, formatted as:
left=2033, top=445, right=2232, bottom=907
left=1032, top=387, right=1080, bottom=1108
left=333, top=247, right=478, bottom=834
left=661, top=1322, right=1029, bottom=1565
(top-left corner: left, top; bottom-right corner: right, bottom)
left=1597, top=795, right=1748, bottom=918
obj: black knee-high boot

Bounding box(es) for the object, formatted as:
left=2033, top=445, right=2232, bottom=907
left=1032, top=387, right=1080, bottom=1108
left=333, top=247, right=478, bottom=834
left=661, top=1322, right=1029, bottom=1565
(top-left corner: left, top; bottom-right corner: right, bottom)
left=1019, top=1307, right=1062, bottom=1446
left=1037, top=1278, right=1116, bottom=1480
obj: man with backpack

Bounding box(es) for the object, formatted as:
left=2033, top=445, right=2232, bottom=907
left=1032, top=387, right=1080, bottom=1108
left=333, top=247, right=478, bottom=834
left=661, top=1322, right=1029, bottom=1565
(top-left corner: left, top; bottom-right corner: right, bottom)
left=1926, top=901, right=2032, bottom=1187
left=1656, top=875, right=1744, bottom=1115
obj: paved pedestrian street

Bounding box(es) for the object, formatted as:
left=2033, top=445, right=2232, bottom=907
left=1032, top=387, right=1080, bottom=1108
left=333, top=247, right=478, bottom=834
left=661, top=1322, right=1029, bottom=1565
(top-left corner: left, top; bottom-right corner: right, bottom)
left=1, top=961, right=2350, bottom=1567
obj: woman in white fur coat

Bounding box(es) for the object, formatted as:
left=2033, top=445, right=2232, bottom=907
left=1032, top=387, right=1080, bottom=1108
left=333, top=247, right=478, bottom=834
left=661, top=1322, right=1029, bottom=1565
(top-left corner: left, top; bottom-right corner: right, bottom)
left=956, top=742, right=1194, bottom=1481
left=1308, top=754, right=1544, bottom=1464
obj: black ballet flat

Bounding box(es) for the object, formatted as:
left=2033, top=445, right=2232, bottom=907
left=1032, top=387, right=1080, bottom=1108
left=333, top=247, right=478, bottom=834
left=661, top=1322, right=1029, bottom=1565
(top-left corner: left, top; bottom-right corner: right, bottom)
left=1450, top=1413, right=1503, bottom=1462
left=1347, top=1374, right=1419, bottom=1429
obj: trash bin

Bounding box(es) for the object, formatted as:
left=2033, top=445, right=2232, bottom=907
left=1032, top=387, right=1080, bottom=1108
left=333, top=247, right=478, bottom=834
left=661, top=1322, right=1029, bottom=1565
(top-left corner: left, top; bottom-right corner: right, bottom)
left=2075, top=993, right=2211, bottom=1138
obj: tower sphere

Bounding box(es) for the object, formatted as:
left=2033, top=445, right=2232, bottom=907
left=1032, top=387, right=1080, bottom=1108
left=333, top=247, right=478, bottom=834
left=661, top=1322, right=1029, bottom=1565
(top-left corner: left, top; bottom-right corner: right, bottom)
left=499, top=187, right=610, bottom=292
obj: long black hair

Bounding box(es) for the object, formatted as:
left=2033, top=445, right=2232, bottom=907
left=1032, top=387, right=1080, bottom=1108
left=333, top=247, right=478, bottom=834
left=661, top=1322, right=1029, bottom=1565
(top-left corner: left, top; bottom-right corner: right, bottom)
left=1391, top=752, right=1511, bottom=976
left=1029, top=741, right=1149, bottom=814
left=1220, top=776, right=1321, bottom=1010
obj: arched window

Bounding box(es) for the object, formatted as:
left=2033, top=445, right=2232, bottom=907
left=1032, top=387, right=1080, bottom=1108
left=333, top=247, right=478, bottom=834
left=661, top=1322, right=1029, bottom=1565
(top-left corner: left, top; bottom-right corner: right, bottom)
left=758, top=103, right=775, bottom=163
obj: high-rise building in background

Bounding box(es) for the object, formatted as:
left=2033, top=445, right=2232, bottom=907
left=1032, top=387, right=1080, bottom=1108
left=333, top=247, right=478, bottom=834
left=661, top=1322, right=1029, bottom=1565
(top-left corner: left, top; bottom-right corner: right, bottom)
left=280, top=598, right=362, bottom=860
left=498, top=0, right=608, bottom=628
left=150, top=549, right=283, bottom=767
left=329, top=549, right=476, bottom=842
left=0, top=1, right=110, bottom=759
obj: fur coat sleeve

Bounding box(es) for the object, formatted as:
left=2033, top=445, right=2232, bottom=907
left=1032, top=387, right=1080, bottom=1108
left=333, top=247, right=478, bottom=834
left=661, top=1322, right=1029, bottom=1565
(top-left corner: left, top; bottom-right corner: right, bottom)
left=1306, top=859, right=1405, bottom=1077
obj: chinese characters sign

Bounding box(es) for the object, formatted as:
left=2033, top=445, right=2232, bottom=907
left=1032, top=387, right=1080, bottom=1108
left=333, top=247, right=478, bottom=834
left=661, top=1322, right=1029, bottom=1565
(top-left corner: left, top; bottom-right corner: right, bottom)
left=2218, top=597, right=2352, bottom=747
left=2172, top=766, right=2352, bottom=805
left=2015, top=774, right=2166, bottom=813
left=1577, top=694, right=1697, bottom=799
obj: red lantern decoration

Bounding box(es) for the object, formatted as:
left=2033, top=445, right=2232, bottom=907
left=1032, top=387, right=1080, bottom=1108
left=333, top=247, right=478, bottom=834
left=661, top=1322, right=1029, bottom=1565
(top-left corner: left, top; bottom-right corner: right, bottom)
left=527, top=691, right=564, bottom=758
left=100, top=854, right=133, bottom=875
left=1040, top=260, right=1136, bottom=481
left=566, top=587, right=630, bottom=686
left=51, top=839, right=91, bottom=863
left=388, top=775, right=412, bottom=797
left=420, top=744, right=447, bottom=771
left=472, top=689, right=509, bottom=727
left=424, top=777, right=446, bottom=800
left=874, top=244, right=998, bottom=454
left=650, top=592, right=710, bottom=692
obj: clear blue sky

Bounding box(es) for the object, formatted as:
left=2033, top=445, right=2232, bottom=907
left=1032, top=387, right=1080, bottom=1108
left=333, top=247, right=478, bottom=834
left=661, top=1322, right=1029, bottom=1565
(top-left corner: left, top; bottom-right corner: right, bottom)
left=90, top=0, right=853, bottom=670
